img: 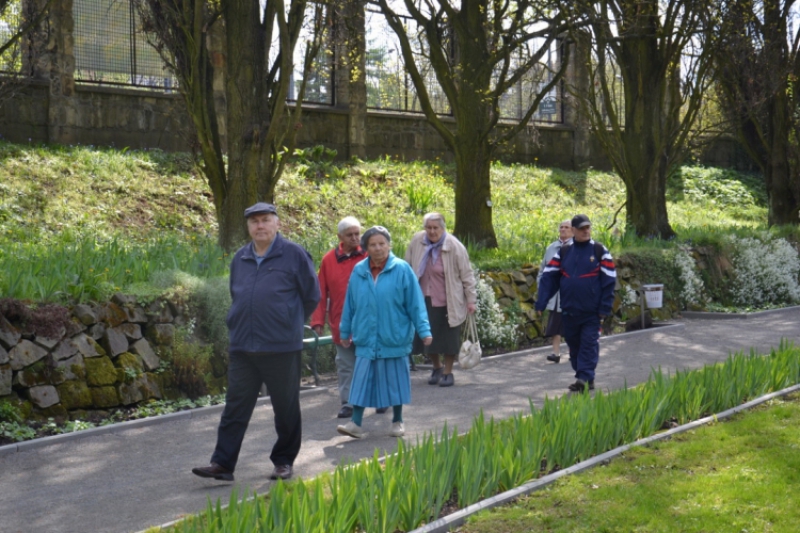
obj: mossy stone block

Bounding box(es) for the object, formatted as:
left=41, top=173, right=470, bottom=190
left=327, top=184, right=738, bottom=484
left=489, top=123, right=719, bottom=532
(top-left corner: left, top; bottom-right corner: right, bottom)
left=56, top=381, right=93, bottom=409
left=14, top=362, right=49, bottom=388
left=115, top=352, right=144, bottom=373
left=85, top=356, right=118, bottom=386
left=90, top=386, right=120, bottom=408
left=32, top=404, right=69, bottom=421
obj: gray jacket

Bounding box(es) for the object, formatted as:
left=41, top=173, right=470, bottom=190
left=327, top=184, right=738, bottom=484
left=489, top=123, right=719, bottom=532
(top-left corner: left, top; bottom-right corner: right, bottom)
left=537, top=238, right=572, bottom=312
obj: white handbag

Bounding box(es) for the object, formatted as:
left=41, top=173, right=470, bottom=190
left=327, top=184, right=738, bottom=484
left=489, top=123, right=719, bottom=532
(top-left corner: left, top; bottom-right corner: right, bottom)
left=458, top=314, right=482, bottom=370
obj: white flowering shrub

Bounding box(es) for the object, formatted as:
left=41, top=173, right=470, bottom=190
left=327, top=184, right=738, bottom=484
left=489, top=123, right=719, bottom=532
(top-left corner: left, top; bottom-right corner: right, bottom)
left=675, top=247, right=706, bottom=307
left=618, top=284, right=639, bottom=306
left=729, top=235, right=800, bottom=306
left=474, top=271, right=518, bottom=348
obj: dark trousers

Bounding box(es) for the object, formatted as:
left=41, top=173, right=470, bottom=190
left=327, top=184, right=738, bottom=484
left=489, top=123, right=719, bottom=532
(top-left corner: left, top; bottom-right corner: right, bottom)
left=211, top=350, right=302, bottom=471
left=562, top=313, right=601, bottom=382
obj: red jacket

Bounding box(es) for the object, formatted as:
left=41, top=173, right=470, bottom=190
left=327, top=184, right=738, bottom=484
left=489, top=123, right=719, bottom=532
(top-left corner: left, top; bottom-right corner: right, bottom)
left=310, top=244, right=367, bottom=344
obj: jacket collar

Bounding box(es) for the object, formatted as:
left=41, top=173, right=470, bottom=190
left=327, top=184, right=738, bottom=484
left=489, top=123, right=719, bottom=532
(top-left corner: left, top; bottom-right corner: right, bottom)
left=335, top=244, right=366, bottom=263
left=356, top=252, right=398, bottom=277
left=241, top=233, right=286, bottom=261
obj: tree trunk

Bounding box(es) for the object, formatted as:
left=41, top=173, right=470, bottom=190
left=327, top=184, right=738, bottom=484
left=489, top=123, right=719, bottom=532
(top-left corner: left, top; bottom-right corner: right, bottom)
left=615, top=10, right=677, bottom=239
left=453, top=139, right=497, bottom=248
left=217, top=0, right=274, bottom=251
left=766, top=91, right=800, bottom=225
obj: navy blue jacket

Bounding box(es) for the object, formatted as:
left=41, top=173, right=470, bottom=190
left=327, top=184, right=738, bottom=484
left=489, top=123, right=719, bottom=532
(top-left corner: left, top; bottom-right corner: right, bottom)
left=226, top=234, right=320, bottom=353
left=535, top=239, right=616, bottom=316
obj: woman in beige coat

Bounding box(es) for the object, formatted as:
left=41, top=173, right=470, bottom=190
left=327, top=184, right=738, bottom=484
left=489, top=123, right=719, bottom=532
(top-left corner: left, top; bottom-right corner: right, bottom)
left=405, top=213, right=477, bottom=387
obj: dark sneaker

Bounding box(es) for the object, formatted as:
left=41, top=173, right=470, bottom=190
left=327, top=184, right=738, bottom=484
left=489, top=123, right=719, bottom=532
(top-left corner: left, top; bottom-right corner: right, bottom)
left=567, top=379, right=590, bottom=392
left=546, top=353, right=561, bottom=363
left=428, top=367, right=444, bottom=385
left=337, top=405, right=353, bottom=419
left=439, top=373, right=454, bottom=387
left=270, top=464, right=293, bottom=480
left=375, top=407, right=388, bottom=414
left=192, top=463, right=234, bottom=481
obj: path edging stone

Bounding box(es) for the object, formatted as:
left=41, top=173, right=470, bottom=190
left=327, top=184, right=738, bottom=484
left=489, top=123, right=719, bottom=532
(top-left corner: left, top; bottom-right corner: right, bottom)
left=682, top=305, right=800, bottom=320
left=0, top=386, right=329, bottom=457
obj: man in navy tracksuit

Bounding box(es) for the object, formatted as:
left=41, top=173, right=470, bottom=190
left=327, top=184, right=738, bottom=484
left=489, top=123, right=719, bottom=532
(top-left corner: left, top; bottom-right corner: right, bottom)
left=535, top=214, right=616, bottom=392
left=193, top=202, right=320, bottom=482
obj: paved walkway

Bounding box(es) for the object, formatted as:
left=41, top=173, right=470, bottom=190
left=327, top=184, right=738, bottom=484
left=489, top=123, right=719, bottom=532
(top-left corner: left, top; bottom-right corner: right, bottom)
left=2, top=307, right=799, bottom=533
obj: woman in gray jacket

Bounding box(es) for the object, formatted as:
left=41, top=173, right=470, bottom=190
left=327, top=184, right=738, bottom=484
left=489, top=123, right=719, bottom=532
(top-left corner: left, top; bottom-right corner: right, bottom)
left=537, top=219, right=573, bottom=363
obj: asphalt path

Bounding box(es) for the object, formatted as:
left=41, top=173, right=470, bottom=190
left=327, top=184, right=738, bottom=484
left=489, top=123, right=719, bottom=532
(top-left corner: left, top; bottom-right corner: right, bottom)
left=1, top=307, right=799, bottom=533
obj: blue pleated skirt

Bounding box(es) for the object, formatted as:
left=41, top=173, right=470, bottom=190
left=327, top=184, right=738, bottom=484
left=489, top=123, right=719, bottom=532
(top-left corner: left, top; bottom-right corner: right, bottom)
left=348, top=356, right=411, bottom=408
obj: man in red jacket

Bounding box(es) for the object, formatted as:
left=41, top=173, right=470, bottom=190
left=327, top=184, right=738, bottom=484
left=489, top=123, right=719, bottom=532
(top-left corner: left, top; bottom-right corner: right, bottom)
left=311, top=216, right=383, bottom=419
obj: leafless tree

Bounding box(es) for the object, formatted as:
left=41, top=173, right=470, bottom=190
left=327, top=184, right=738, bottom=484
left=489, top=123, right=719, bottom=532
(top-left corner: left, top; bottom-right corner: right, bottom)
left=371, top=0, right=572, bottom=248
left=565, top=0, right=716, bottom=238
left=711, top=0, right=800, bottom=225
left=136, top=0, right=329, bottom=250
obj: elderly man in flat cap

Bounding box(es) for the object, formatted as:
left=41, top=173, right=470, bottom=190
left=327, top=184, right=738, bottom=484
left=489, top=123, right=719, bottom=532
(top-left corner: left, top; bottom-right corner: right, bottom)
left=193, top=202, right=320, bottom=482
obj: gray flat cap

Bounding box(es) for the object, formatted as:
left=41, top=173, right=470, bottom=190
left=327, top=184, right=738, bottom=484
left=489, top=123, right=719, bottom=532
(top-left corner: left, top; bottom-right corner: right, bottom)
left=244, top=202, right=278, bottom=218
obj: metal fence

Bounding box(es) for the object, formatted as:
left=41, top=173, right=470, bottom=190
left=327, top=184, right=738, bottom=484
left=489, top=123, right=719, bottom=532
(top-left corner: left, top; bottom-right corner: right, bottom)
left=364, top=9, right=563, bottom=124
left=286, top=3, right=334, bottom=105
left=73, top=0, right=177, bottom=89
left=73, top=0, right=333, bottom=103
left=0, top=0, right=23, bottom=73
left=365, top=9, right=450, bottom=114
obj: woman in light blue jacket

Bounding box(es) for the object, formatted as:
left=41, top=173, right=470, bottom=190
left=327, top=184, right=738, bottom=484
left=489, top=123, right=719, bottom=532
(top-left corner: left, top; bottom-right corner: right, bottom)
left=337, top=226, right=431, bottom=439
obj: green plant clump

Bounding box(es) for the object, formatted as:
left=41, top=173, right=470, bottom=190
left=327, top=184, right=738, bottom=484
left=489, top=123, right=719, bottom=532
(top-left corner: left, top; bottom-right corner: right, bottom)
left=165, top=341, right=800, bottom=533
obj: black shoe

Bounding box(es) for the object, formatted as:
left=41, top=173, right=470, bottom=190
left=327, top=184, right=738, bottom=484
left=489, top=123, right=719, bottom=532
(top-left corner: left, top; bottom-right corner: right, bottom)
left=337, top=405, right=353, bottom=418
left=546, top=353, right=561, bottom=363
left=192, top=463, right=234, bottom=481
left=270, top=464, right=293, bottom=480
left=428, top=367, right=444, bottom=385
left=439, top=373, right=454, bottom=387
left=567, top=379, right=592, bottom=392
left=375, top=407, right=388, bottom=414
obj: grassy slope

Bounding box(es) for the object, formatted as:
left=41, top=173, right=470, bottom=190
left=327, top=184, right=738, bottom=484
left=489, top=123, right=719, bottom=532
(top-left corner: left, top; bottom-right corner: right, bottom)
left=0, top=143, right=217, bottom=236
left=0, top=141, right=771, bottom=276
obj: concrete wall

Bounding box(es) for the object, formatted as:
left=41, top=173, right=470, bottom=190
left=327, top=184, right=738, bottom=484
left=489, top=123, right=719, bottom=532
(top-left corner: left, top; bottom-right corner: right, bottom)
left=0, top=81, right=754, bottom=172
left=0, top=80, right=189, bottom=151
left=0, top=0, right=754, bottom=172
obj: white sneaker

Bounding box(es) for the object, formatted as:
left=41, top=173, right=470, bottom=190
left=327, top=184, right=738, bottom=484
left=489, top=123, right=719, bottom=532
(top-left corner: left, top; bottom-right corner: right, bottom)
left=337, top=420, right=365, bottom=439
left=390, top=421, right=405, bottom=437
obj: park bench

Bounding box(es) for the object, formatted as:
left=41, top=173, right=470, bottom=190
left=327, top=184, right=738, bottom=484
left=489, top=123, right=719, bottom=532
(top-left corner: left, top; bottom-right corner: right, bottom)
left=303, top=325, right=332, bottom=387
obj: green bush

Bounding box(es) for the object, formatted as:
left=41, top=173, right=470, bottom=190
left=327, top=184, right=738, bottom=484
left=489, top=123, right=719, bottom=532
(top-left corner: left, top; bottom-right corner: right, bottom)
left=168, top=323, right=215, bottom=398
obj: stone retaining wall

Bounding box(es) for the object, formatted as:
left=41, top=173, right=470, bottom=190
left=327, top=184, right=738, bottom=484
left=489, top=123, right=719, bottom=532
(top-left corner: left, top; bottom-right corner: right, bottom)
left=482, top=258, right=680, bottom=341
left=0, top=294, right=187, bottom=420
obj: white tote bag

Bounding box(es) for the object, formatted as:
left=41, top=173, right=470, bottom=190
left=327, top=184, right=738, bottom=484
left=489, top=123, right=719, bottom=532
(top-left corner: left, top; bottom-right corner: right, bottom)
left=458, top=314, right=482, bottom=370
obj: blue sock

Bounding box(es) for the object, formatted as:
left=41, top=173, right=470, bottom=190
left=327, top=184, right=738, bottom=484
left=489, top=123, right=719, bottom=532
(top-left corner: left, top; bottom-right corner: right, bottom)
left=392, top=405, right=403, bottom=423
left=352, top=406, right=365, bottom=426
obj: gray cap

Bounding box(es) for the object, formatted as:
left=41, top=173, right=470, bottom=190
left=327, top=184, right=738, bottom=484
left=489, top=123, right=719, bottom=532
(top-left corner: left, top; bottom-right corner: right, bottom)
left=244, top=202, right=277, bottom=218
left=361, top=225, right=391, bottom=249
left=571, top=214, right=591, bottom=228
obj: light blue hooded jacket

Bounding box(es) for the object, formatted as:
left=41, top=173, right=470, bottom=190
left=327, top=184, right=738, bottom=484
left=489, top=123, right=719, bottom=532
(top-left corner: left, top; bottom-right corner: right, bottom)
left=339, top=252, right=431, bottom=360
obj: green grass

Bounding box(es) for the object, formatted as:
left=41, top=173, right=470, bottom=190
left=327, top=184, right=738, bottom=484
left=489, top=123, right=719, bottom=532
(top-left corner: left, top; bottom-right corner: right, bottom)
left=460, top=393, right=800, bottom=533
left=0, top=140, right=787, bottom=302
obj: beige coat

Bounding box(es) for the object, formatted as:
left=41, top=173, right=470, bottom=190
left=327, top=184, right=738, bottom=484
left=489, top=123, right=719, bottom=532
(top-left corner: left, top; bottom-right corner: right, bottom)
left=405, top=231, right=477, bottom=328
